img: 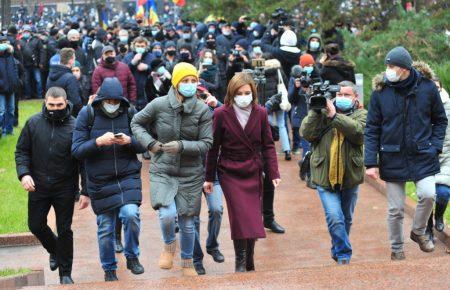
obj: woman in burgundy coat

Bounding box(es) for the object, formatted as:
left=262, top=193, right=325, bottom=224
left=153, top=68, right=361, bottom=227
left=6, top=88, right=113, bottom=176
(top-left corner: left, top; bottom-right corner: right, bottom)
left=204, top=73, right=281, bottom=272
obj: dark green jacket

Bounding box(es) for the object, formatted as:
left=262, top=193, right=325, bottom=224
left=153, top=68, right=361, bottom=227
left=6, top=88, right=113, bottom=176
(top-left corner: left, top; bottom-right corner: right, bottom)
left=300, top=108, right=367, bottom=190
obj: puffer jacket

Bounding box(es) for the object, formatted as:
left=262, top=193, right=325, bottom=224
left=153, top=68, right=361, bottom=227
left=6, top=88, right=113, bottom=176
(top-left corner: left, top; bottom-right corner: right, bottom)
left=364, top=61, right=448, bottom=182
left=436, top=88, right=450, bottom=186
left=0, top=48, right=19, bottom=95
left=72, top=78, right=146, bottom=215
left=131, top=88, right=213, bottom=216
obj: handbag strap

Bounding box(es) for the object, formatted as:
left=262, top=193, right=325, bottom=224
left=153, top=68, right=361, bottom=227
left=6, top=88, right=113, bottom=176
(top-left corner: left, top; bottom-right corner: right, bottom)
left=277, top=69, right=284, bottom=85
left=311, top=124, right=333, bottom=146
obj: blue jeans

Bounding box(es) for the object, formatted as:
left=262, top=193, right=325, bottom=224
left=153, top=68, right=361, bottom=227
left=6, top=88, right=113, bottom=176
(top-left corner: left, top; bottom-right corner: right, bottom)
left=317, top=186, right=359, bottom=262
left=96, top=204, right=141, bottom=271
left=159, top=201, right=195, bottom=260
left=269, top=111, right=291, bottom=152
left=24, top=67, right=42, bottom=98
left=193, top=182, right=224, bottom=265
left=292, top=127, right=301, bottom=150
left=436, top=184, right=450, bottom=205
left=0, top=93, right=14, bottom=134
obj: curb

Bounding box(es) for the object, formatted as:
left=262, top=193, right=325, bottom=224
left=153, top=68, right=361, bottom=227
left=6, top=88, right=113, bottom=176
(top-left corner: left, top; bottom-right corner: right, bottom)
left=0, top=232, right=39, bottom=248
left=365, top=175, right=450, bottom=248
left=0, top=268, right=45, bottom=288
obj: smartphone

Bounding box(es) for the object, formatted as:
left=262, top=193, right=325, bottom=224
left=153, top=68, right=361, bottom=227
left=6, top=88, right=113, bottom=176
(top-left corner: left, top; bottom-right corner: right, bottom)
left=114, top=133, right=124, bottom=138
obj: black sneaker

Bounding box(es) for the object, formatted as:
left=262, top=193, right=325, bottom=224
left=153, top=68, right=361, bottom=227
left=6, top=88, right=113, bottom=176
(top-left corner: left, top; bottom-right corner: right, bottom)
left=126, top=257, right=145, bottom=275
left=194, top=263, right=206, bottom=275
left=285, top=151, right=292, bottom=161
left=49, top=253, right=58, bottom=271
left=207, top=249, right=225, bottom=263
left=104, top=270, right=118, bottom=282
left=60, top=276, right=74, bottom=284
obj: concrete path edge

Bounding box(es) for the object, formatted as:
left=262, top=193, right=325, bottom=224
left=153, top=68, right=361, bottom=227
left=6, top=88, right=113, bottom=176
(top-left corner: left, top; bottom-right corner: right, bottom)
left=0, top=268, right=45, bottom=288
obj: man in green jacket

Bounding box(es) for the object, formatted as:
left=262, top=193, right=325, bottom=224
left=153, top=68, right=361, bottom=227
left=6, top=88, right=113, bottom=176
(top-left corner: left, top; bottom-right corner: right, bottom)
left=300, top=81, right=367, bottom=265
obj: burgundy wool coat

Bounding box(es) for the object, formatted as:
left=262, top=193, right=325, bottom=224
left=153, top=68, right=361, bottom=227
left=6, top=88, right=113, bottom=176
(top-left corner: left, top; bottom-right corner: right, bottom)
left=205, top=104, right=280, bottom=240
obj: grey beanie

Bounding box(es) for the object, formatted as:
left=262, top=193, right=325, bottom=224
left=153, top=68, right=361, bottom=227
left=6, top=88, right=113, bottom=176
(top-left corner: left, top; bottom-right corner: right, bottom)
left=385, top=46, right=412, bottom=70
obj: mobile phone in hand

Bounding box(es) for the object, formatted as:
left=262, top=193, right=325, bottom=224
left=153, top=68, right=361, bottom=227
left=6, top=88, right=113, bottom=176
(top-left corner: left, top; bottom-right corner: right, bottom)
left=114, top=133, right=124, bottom=139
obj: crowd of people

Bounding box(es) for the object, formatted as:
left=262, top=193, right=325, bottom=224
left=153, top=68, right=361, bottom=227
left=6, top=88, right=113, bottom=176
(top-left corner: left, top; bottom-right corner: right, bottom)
left=3, top=5, right=448, bottom=286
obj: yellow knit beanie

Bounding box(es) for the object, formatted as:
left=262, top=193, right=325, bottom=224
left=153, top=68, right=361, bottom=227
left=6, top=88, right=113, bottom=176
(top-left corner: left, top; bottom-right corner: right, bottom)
left=171, top=62, right=198, bottom=87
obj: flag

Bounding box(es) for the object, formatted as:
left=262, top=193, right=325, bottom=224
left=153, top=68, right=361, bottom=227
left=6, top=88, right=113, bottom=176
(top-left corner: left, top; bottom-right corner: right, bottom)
left=135, top=0, right=147, bottom=19
left=148, top=0, right=159, bottom=25
left=173, top=0, right=186, bottom=7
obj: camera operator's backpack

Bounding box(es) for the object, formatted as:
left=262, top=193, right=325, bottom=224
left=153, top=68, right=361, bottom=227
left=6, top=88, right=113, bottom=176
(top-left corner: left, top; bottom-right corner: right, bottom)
left=86, top=104, right=136, bottom=130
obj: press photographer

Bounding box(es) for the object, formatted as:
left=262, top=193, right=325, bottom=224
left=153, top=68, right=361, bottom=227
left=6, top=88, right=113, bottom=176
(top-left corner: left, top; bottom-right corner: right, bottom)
left=226, top=39, right=251, bottom=82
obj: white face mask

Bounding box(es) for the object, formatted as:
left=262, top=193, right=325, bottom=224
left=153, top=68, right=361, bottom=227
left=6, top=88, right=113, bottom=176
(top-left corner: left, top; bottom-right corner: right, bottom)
left=102, top=101, right=120, bottom=113
left=385, top=68, right=400, bottom=82
left=234, top=94, right=253, bottom=108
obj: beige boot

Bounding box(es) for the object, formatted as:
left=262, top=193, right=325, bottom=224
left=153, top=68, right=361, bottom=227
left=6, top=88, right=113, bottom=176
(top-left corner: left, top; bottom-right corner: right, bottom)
left=159, top=242, right=176, bottom=269
left=181, top=259, right=198, bottom=277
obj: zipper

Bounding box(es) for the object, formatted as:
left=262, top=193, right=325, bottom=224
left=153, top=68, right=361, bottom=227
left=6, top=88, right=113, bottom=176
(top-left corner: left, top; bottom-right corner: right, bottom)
left=402, top=96, right=412, bottom=179
left=336, top=129, right=341, bottom=190
left=111, top=120, right=124, bottom=204
left=46, top=121, right=55, bottom=183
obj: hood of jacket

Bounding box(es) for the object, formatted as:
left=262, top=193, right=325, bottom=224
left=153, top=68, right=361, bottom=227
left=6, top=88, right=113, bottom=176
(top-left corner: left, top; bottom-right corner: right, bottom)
left=92, top=77, right=130, bottom=106
left=264, top=58, right=282, bottom=70
left=372, top=61, right=435, bottom=91
left=323, top=55, right=355, bottom=69
left=307, top=33, right=322, bottom=45
left=48, top=64, right=73, bottom=81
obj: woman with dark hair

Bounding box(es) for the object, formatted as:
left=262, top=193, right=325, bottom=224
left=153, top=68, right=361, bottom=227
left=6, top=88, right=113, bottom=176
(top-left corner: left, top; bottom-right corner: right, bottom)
left=197, top=49, right=219, bottom=96
left=204, top=72, right=281, bottom=272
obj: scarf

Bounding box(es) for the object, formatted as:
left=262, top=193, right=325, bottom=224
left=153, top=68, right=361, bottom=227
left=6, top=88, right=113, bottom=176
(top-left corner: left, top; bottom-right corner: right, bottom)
left=329, top=128, right=345, bottom=190
left=233, top=104, right=252, bottom=129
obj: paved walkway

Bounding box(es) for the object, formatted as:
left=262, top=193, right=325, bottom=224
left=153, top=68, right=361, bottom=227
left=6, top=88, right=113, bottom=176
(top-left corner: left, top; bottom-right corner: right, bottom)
left=1, top=155, right=448, bottom=288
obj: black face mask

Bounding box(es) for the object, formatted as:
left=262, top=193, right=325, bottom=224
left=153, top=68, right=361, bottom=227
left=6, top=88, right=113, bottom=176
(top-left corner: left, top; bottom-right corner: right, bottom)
left=105, top=56, right=115, bottom=65
left=166, top=50, right=176, bottom=56
left=180, top=52, right=190, bottom=61
left=70, top=40, right=79, bottom=48
left=206, top=41, right=216, bottom=49
left=119, top=46, right=128, bottom=54
left=46, top=107, right=67, bottom=120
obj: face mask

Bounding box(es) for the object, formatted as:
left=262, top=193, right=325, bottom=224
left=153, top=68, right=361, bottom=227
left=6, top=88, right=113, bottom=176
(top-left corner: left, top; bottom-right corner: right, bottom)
left=310, top=41, right=320, bottom=50
left=253, top=46, right=262, bottom=54
left=166, top=50, right=176, bottom=56
left=153, top=50, right=162, bottom=58
left=222, top=30, right=231, bottom=36
left=250, top=22, right=258, bottom=30
left=180, top=52, right=190, bottom=61
left=182, top=33, right=191, bottom=40
left=234, top=94, right=253, bottom=108
left=135, top=47, right=146, bottom=54
left=385, top=68, right=400, bottom=82
left=46, top=107, right=66, bottom=119
left=206, top=41, right=216, bottom=49
left=102, top=101, right=120, bottom=113
left=178, top=82, right=197, bottom=98
left=335, top=97, right=354, bottom=112
left=203, top=58, right=213, bottom=66
left=119, top=46, right=128, bottom=54
left=253, top=31, right=259, bottom=38
left=156, top=66, right=166, bottom=75
left=22, top=33, right=31, bottom=39
left=208, top=28, right=215, bottom=34
left=73, top=71, right=81, bottom=79
left=70, top=40, right=79, bottom=48
left=119, top=36, right=128, bottom=43
left=0, top=43, right=8, bottom=51
left=303, top=66, right=314, bottom=75
left=105, top=56, right=115, bottom=65
left=151, top=30, right=158, bottom=37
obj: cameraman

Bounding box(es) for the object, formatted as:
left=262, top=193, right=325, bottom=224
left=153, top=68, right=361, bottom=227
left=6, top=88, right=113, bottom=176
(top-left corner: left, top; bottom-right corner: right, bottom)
left=300, top=81, right=367, bottom=265
left=226, top=39, right=251, bottom=82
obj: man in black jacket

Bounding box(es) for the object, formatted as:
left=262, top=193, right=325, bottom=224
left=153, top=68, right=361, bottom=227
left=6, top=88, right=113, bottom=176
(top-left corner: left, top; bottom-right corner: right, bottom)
left=19, top=25, right=46, bottom=99
left=47, top=48, right=82, bottom=116
left=15, top=87, right=79, bottom=285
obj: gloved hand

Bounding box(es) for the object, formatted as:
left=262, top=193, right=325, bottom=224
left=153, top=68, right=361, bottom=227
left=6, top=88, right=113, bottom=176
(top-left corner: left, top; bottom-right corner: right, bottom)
left=149, top=141, right=163, bottom=154
left=161, top=141, right=183, bottom=154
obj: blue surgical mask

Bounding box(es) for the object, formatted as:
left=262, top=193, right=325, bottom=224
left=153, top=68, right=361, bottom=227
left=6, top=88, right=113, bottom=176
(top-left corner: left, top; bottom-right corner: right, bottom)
left=303, top=66, right=314, bottom=75
left=253, top=46, right=262, bottom=54
left=152, top=30, right=158, bottom=37
left=135, top=47, right=146, bottom=54
left=335, top=97, right=354, bottom=112
left=182, top=33, right=191, bottom=40
left=203, top=58, right=213, bottom=65
left=208, top=28, right=215, bottom=34
left=157, top=66, right=166, bottom=75
left=119, top=36, right=128, bottom=43
left=178, top=82, right=197, bottom=98
left=310, top=41, right=320, bottom=50
left=0, top=43, right=8, bottom=51
left=153, top=50, right=162, bottom=58
left=22, top=32, right=31, bottom=40
left=253, top=31, right=259, bottom=38
left=250, top=22, right=258, bottom=30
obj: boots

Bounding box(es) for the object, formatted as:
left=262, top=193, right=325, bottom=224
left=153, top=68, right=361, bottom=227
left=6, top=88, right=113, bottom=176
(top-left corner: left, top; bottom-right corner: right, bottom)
left=246, top=239, right=255, bottom=271
left=181, top=258, right=198, bottom=277
left=233, top=239, right=247, bottom=272
left=435, top=201, right=447, bottom=232
left=159, top=241, right=176, bottom=269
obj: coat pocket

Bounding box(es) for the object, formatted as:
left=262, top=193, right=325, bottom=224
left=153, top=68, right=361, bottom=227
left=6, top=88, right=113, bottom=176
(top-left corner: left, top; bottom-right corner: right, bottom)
left=416, top=141, right=436, bottom=154
left=380, top=144, right=401, bottom=152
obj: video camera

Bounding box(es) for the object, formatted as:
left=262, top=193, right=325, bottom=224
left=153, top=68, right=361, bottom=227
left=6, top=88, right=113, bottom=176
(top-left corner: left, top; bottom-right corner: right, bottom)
left=308, top=81, right=340, bottom=111
left=291, top=65, right=313, bottom=88
left=242, top=59, right=266, bottom=85
left=140, top=27, right=152, bottom=38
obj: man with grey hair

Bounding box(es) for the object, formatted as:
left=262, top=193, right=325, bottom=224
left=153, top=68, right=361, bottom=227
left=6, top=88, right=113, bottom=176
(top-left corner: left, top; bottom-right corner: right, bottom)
left=301, top=81, right=367, bottom=265
left=67, top=29, right=87, bottom=74
left=15, top=87, right=80, bottom=284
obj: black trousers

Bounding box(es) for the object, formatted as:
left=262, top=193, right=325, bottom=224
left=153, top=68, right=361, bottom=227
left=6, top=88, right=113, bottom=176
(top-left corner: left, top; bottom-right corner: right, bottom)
left=28, top=193, right=75, bottom=276
left=262, top=171, right=275, bottom=224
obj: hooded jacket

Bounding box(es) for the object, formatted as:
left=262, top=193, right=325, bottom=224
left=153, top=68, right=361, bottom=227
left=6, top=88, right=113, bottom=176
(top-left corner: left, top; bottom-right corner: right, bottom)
left=306, top=33, right=323, bottom=62
left=46, top=64, right=82, bottom=116
left=364, top=61, right=448, bottom=182
left=320, top=55, right=355, bottom=85
left=0, top=48, right=19, bottom=95
left=91, top=59, right=137, bottom=103
left=72, top=78, right=146, bottom=215
left=15, top=102, right=79, bottom=198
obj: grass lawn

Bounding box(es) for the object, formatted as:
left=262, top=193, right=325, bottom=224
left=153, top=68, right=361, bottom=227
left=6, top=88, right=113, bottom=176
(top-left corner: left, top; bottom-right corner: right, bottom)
left=0, top=100, right=43, bottom=234
left=0, top=268, right=31, bottom=277
left=406, top=182, right=450, bottom=226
